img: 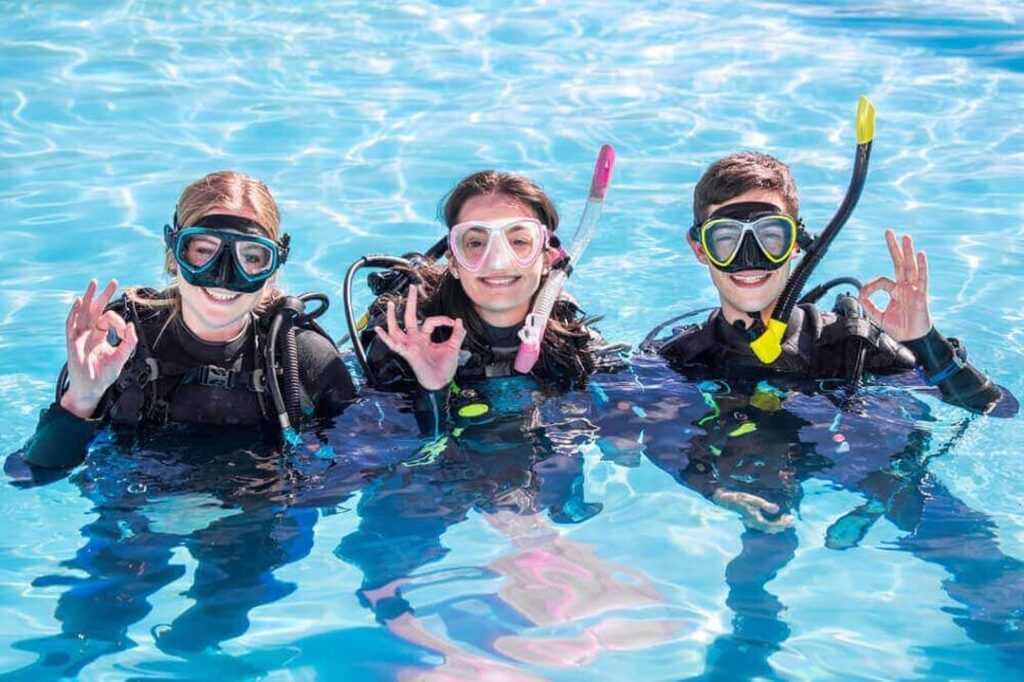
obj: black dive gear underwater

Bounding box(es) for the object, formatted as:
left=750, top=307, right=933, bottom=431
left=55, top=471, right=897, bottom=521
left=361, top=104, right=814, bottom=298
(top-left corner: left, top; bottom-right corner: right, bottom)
left=747, top=96, right=876, bottom=364
left=690, top=202, right=811, bottom=273
left=164, top=213, right=291, bottom=294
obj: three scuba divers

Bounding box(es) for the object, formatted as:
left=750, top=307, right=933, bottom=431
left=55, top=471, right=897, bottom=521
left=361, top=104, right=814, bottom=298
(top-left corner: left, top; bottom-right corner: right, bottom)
left=22, top=171, right=357, bottom=469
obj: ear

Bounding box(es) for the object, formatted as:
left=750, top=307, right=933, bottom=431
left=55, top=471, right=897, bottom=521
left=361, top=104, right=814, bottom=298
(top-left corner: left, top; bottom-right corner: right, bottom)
left=687, top=232, right=709, bottom=265
left=542, top=248, right=554, bottom=275
left=446, top=251, right=460, bottom=279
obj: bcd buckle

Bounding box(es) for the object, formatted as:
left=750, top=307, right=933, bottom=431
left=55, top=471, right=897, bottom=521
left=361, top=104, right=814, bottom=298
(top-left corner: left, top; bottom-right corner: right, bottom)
left=200, top=365, right=233, bottom=389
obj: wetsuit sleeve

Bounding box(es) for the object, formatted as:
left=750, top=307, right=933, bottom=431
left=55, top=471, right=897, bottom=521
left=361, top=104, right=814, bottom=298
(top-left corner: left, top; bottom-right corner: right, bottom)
left=295, top=328, right=357, bottom=418
left=23, top=402, right=103, bottom=468
left=412, top=386, right=452, bottom=438
left=903, top=327, right=1012, bottom=415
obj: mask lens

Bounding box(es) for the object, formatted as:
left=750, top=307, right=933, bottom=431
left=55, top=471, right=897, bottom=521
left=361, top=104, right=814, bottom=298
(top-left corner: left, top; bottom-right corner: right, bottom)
left=234, top=239, right=275, bottom=278
left=502, top=221, right=542, bottom=264
left=454, top=226, right=492, bottom=269
left=704, top=220, right=744, bottom=264
left=179, top=232, right=224, bottom=270
left=753, top=217, right=793, bottom=260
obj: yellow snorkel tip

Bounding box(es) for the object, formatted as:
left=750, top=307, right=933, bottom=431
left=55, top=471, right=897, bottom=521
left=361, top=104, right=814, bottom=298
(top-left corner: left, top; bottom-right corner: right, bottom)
left=856, top=96, right=876, bottom=145
left=750, top=318, right=788, bottom=364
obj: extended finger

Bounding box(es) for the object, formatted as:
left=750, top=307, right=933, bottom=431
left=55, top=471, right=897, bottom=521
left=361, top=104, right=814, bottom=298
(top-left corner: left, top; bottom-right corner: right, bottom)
left=404, top=286, right=419, bottom=331
left=78, top=279, right=99, bottom=325
left=884, top=229, right=904, bottom=281
left=88, top=279, right=118, bottom=323
left=65, top=296, right=83, bottom=340
left=902, top=235, right=918, bottom=284
left=917, top=249, right=929, bottom=295
left=752, top=497, right=780, bottom=515
left=386, top=300, right=399, bottom=336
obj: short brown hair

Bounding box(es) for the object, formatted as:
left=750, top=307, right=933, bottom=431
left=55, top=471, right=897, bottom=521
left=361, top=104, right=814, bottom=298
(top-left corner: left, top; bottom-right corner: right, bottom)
left=692, top=152, right=799, bottom=225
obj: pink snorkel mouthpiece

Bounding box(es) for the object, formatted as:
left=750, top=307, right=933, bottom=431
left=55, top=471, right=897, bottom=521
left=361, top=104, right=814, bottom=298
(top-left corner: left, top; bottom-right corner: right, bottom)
left=514, top=144, right=616, bottom=374
left=589, top=144, right=615, bottom=201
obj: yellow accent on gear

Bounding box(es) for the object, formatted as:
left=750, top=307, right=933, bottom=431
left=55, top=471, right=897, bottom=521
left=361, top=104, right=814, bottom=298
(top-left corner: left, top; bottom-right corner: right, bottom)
left=856, top=96, right=876, bottom=145
left=750, top=390, right=783, bottom=412
left=457, top=403, right=490, bottom=419
left=750, top=318, right=788, bottom=364
left=728, top=422, right=758, bottom=438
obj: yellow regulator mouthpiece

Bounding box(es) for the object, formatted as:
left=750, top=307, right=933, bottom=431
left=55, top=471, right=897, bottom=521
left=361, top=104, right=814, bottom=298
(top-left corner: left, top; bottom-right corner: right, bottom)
left=750, top=319, right=788, bottom=364
left=856, top=96, right=876, bottom=145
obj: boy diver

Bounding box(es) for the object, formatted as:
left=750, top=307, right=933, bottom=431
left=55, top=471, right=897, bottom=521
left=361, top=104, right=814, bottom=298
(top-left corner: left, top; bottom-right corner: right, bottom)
left=646, top=149, right=1012, bottom=415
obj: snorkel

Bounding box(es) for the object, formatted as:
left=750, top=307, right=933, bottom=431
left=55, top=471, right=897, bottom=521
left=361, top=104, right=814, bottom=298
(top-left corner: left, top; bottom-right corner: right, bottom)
left=514, top=144, right=615, bottom=374
left=748, top=96, right=876, bottom=364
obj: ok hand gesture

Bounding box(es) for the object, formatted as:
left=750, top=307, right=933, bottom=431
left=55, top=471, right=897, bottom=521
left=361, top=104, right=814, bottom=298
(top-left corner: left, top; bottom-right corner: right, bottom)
left=61, top=279, right=139, bottom=418
left=858, top=230, right=933, bottom=342
left=374, top=285, right=467, bottom=391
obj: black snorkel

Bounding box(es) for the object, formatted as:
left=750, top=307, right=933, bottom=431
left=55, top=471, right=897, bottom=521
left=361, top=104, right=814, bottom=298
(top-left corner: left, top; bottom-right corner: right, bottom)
left=342, top=236, right=449, bottom=386
left=748, top=96, right=877, bottom=364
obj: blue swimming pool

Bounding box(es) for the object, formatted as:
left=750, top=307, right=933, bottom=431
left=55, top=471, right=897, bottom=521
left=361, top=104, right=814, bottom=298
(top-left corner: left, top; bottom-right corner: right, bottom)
left=2, top=1, right=1022, bottom=679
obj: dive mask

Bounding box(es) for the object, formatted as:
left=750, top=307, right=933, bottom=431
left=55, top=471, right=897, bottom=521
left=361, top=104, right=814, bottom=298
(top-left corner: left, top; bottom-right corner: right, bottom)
left=448, top=217, right=550, bottom=272
left=164, top=213, right=290, bottom=293
left=690, top=201, right=807, bottom=273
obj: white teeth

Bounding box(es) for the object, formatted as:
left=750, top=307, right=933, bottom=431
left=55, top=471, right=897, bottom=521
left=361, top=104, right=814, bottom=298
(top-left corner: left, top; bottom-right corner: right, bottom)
left=732, top=273, right=769, bottom=283
left=482, top=277, right=516, bottom=286
left=206, top=290, right=239, bottom=301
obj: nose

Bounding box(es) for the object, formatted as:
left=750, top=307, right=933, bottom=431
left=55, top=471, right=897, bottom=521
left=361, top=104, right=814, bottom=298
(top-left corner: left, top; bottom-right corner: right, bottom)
left=481, top=235, right=513, bottom=270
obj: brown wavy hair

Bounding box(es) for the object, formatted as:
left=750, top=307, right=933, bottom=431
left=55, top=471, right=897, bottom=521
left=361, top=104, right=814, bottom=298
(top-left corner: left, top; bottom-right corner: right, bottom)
left=380, top=170, right=599, bottom=381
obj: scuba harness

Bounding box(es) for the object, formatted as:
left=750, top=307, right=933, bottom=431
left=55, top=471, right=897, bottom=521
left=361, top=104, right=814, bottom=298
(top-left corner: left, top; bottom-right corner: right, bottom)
left=643, top=277, right=892, bottom=391
left=55, top=290, right=334, bottom=438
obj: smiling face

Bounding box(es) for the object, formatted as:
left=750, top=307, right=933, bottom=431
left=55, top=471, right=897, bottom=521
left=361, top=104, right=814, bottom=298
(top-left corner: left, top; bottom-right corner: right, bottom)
left=688, top=188, right=797, bottom=325
left=448, top=193, right=551, bottom=328
left=176, top=206, right=269, bottom=342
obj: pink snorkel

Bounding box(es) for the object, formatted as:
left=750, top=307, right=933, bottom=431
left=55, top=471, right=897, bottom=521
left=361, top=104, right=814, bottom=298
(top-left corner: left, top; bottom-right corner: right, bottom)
left=514, top=144, right=615, bottom=374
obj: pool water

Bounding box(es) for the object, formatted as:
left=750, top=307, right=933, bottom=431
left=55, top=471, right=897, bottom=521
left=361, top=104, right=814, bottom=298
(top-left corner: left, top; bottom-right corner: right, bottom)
left=2, top=1, right=1023, bottom=679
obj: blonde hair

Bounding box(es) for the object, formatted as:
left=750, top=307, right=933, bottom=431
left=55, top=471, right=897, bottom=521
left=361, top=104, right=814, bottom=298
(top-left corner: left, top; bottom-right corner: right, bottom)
left=128, top=171, right=284, bottom=322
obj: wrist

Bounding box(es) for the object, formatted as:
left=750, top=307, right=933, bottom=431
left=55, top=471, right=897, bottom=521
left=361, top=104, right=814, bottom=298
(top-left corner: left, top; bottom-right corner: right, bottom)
left=60, top=388, right=103, bottom=419
left=417, top=370, right=456, bottom=392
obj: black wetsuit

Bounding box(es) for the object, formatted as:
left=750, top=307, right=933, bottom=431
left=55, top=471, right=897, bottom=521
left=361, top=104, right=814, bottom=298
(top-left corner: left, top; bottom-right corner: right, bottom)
left=650, top=302, right=1011, bottom=415
left=23, top=295, right=356, bottom=469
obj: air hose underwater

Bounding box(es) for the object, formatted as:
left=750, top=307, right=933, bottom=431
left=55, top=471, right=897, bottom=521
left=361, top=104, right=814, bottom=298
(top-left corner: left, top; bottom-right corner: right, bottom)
left=514, top=144, right=616, bottom=373
left=748, top=96, right=876, bottom=364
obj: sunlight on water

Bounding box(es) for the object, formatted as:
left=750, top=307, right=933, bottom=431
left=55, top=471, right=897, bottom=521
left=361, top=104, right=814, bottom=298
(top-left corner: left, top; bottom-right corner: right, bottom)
left=2, top=1, right=1023, bottom=680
